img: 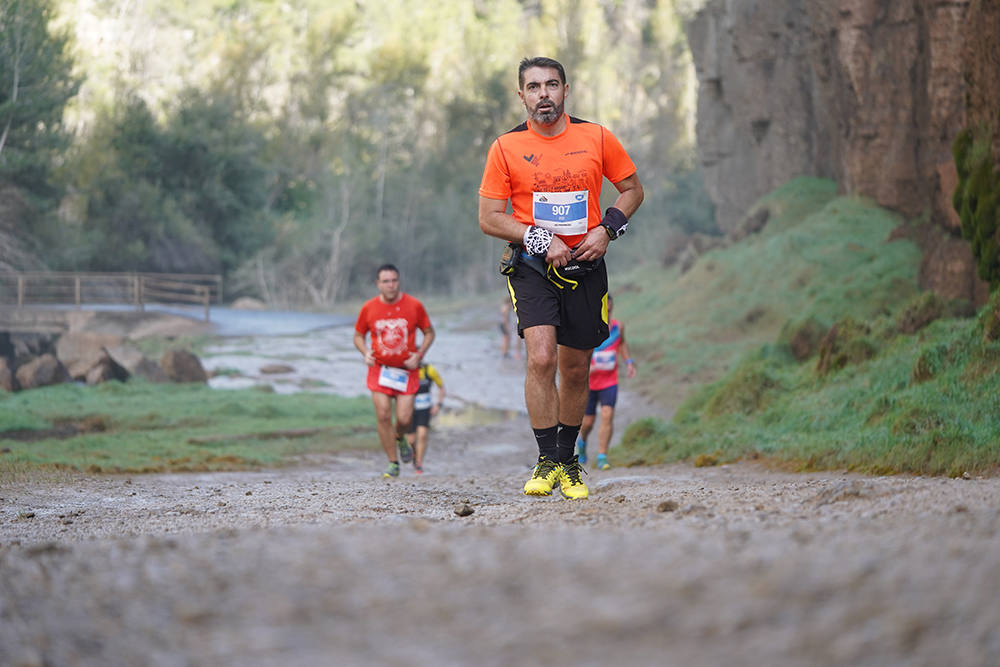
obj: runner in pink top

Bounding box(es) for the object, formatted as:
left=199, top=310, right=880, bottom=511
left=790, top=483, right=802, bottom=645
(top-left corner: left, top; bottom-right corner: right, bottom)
left=577, top=296, right=636, bottom=469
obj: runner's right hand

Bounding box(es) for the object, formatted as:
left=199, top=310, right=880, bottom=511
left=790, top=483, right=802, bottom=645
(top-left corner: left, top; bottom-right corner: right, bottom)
left=545, top=235, right=573, bottom=268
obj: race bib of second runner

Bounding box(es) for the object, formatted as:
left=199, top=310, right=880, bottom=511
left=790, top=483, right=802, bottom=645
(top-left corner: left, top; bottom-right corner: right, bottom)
left=533, top=190, right=588, bottom=235
left=414, top=392, right=433, bottom=410
left=377, top=365, right=410, bottom=391
left=591, top=349, right=617, bottom=371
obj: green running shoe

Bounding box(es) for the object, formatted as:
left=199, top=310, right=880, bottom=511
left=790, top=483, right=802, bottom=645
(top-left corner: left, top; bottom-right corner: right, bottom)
left=383, top=461, right=400, bottom=478
left=397, top=436, right=413, bottom=464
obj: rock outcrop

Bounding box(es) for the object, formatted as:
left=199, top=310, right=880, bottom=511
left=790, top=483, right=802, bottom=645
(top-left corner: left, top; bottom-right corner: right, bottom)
left=687, top=0, right=995, bottom=304
left=0, top=333, right=199, bottom=391
left=15, top=354, right=70, bottom=390
left=56, top=332, right=125, bottom=381
left=687, top=0, right=834, bottom=234
left=106, top=344, right=170, bottom=383
left=160, top=348, right=208, bottom=384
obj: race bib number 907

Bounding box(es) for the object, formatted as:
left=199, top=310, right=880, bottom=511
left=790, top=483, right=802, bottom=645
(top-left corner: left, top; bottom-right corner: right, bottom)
left=533, top=190, right=588, bottom=235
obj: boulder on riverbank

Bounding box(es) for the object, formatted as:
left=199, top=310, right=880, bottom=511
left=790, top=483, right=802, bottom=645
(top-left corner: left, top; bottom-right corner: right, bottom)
left=0, top=311, right=208, bottom=392
left=15, top=354, right=70, bottom=390
left=161, top=348, right=208, bottom=384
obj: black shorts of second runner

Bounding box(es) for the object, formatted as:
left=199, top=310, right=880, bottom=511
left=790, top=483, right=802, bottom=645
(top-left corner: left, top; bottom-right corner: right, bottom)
left=409, top=408, right=432, bottom=432
left=585, top=385, right=619, bottom=416
left=507, top=258, right=610, bottom=350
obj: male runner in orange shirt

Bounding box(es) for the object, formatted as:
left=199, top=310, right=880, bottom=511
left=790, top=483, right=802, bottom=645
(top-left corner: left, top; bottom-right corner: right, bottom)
left=478, top=56, right=644, bottom=499
left=354, top=264, right=435, bottom=478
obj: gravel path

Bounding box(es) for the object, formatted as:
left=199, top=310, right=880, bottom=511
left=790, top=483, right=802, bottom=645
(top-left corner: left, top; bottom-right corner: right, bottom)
left=2, top=308, right=999, bottom=666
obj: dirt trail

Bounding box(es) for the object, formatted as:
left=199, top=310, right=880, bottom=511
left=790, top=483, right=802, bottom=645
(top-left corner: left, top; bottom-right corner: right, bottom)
left=2, top=308, right=999, bottom=666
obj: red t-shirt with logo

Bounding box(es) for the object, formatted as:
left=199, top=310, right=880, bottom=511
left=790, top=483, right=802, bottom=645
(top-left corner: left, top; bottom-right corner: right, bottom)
left=479, top=117, right=637, bottom=248
left=355, top=293, right=430, bottom=368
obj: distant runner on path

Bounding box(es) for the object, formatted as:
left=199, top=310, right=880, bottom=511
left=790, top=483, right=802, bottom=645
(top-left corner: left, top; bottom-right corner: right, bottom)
left=478, top=56, right=644, bottom=500
left=353, top=264, right=435, bottom=478
left=404, top=362, right=446, bottom=474
left=577, top=296, right=636, bottom=470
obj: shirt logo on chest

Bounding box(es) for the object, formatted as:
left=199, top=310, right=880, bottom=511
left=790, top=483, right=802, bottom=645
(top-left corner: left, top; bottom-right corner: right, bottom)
left=523, top=153, right=541, bottom=166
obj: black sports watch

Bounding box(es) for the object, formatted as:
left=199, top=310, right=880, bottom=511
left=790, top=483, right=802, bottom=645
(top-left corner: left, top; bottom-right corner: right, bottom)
left=599, top=207, right=629, bottom=240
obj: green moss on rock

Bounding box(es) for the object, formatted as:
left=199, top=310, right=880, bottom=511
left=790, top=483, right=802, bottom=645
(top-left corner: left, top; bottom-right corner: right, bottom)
left=953, top=123, right=1000, bottom=290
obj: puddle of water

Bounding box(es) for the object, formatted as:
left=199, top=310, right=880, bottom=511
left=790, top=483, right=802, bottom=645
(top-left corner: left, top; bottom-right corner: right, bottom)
left=201, top=310, right=529, bottom=413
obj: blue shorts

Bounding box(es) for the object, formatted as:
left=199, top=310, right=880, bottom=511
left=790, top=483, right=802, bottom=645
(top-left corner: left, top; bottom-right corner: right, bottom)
left=585, top=385, right=618, bottom=416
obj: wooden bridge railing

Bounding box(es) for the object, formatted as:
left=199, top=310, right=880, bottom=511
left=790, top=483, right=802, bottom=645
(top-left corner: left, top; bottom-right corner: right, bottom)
left=0, top=272, right=223, bottom=321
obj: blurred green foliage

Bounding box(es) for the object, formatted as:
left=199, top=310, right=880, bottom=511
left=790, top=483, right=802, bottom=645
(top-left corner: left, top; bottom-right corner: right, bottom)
left=0, top=0, right=81, bottom=269
left=3, top=0, right=710, bottom=304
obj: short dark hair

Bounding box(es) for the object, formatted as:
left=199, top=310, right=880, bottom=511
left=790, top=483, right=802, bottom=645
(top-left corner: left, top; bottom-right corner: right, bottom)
left=376, top=263, right=399, bottom=280
left=518, top=57, right=566, bottom=89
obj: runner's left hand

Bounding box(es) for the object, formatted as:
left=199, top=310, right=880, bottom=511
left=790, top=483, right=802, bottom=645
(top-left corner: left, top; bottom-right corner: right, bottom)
left=403, top=353, right=421, bottom=370
left=571, top=226, right=611, bottom=262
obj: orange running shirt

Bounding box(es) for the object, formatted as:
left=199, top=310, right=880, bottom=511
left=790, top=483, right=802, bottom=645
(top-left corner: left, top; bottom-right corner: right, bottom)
left=479, top=116, right=637, bottom=248
left=355, top=293, right=431, bottom=368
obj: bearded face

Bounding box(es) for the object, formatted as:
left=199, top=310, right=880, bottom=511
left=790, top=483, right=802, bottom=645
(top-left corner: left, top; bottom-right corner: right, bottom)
left=518, top=66, right=568, bottom=129
left=529, top=98, right=564, bottom=126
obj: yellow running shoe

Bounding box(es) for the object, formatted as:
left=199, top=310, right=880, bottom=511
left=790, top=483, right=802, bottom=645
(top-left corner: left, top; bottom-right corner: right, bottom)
left=524, top=457, right=561, bottom=496
left=559, top=456, right=589, bottom=499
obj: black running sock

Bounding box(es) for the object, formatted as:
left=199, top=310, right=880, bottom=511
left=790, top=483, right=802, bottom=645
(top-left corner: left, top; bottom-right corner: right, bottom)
left=556, top=422, right=581, bottom=463
left=532, top=425, right=559, bottom=461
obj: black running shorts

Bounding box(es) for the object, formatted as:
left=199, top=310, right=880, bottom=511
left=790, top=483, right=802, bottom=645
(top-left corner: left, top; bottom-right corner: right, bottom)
left=409, top=408, right=431, bottom=431
left=506, top=257, right=609, bottom=350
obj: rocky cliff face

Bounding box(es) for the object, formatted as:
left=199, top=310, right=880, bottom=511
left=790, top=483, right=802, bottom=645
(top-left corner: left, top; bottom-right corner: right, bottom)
left=687, top=0, right=994, bottom=303
left=686, top=0, right=835, bottom=234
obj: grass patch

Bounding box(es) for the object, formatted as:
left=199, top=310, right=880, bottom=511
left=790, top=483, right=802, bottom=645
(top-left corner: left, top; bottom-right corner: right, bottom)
left=614, top=177, right=921, bottom=406
left=0, top=382, right=376, bottom=474
left=617, top=286, right=1000, bottom=476
left=132, top=334, right=215, bottom=360
left=613, top=177, right=999, bottom=476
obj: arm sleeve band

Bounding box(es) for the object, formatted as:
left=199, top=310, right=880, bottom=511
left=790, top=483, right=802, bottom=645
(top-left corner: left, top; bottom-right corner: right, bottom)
left=601, top=207, right=629, bottom=235
left=523, top=226, right=554, bottom=257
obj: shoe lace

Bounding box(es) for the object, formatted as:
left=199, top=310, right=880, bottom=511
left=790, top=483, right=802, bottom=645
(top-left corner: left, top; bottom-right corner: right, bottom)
left=533, top=458, right=559, bottom=478
left=561, top=459, right=587, bottom=485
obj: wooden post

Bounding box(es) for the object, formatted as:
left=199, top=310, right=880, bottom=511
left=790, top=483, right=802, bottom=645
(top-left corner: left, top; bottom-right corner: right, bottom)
left=137, top=276, right=145, bottom=312
left=75, top=276, right=82, bottom=308
left=201, top=286, right=211, bottom=321
left=17, top=275, right=24, bottom=307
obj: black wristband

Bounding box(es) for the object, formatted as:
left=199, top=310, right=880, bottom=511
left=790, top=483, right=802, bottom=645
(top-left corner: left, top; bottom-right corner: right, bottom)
left=601, top=207, right=629, bottom=239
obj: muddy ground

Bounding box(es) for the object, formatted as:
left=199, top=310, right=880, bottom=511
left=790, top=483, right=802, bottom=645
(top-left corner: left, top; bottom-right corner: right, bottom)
left=2, top=307, right=999, bottom=666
